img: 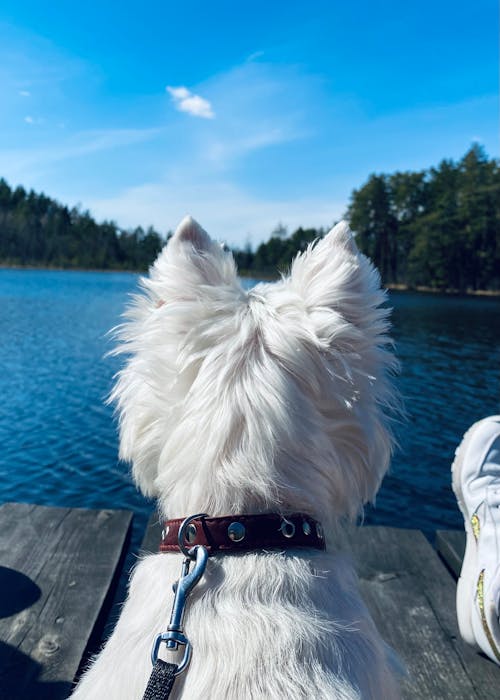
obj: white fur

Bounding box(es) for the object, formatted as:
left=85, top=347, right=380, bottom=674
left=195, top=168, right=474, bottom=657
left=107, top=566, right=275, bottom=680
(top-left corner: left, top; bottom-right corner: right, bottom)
left=72, top=217, right=401, bottom=699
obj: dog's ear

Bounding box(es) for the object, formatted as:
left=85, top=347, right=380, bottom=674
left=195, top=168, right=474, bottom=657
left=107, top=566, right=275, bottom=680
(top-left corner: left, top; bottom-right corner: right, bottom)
left=149, top=215, right=239, bottom=301
left=288, top=220, right=396, bottom=509
left=290, top=220, right=363, bottom=301
left=111, top=216, right=243, bottom=499
left=170, top=215, right=214, bottom=253
left=289, top=220, right=386, bottom=338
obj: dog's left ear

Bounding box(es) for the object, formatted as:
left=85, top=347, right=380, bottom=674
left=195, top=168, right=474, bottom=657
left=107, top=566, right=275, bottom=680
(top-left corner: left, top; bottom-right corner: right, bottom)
left=111, top=216, right=242, bottom=499
left=289, top=220, right=386, bottom=338
left=149, top=215, right=240, bottom=302
left=172, top=215, right=212, bottom=249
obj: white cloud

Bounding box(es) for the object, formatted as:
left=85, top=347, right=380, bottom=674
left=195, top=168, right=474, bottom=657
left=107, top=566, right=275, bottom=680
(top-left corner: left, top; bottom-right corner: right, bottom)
left=203, top=126, right=306, bottom=167
left=246, top=50, right=264, bottom=62
left=163, top=64, right=312, bottom=171
left=0, top=127, right=161, bottom=179
left=167, top=86, right=190, bottom=100
left=23, top=115, right=45, bottom=126
left=19, top=90, right=31, bottom=97
left=166, top=85, right=215, bottom=119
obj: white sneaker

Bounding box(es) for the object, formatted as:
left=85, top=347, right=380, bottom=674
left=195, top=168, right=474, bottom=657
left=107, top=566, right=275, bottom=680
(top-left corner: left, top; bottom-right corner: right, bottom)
left=452, top=415, right=500, bottom=664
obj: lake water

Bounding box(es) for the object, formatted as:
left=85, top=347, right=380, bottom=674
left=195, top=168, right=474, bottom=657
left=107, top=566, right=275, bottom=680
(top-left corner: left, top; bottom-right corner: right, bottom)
left=1, top=269, right=499, bottom=554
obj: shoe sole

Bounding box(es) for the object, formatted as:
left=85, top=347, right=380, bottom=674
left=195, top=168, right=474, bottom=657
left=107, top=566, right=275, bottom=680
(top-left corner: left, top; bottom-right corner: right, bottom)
left=451, top=416, right=500, bottom=650
left=451, top=419, right=488, bottom=648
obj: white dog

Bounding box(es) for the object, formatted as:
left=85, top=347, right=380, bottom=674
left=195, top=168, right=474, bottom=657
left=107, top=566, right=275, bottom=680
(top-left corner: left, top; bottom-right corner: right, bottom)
left=72, top=217, right=401, bottom=699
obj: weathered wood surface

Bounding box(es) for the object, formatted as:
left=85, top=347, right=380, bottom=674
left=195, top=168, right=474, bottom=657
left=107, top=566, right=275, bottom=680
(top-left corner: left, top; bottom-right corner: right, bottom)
left=142, top=520, right=498, bottom=699
left=0, top=506, right=496, bottom=699
left=0, top=502, right=132, bottom=700
left=140, top=512, right=163, bottom=554
left=345, top=526, right=498, bottom=700
left=436, top=529, right=466, bottom=580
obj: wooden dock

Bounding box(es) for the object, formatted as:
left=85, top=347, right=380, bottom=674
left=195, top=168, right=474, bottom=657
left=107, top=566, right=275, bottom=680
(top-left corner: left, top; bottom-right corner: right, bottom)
left=0, top=502, right=498, bottom=698
left=0, top=503, right=132, bottom=700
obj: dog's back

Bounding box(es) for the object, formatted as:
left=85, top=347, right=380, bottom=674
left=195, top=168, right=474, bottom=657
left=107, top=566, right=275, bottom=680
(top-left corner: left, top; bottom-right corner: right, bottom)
left=72, top=217, right=401, bottom=699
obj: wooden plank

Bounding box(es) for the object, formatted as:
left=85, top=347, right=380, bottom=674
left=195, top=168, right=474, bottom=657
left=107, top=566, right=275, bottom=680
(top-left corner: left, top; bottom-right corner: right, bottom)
left=346, top=526, right=499, bottom=700
left=0, top=503, right=132, bottom=700
left=436, top=530, right=466, bottom=580
left=140, top=511, right=162, bottom=554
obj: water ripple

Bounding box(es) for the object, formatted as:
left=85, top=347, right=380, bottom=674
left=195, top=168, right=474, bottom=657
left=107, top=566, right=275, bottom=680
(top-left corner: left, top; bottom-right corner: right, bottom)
left=1, top=270, right=499, bottom=545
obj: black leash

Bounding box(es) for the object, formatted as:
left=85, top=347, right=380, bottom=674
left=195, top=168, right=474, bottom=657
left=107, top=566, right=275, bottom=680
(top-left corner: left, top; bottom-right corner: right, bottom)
left=143, top=660, right=178, bottom=700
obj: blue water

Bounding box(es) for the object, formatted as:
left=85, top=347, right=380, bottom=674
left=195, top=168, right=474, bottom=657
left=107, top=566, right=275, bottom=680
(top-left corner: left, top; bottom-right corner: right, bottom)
left=1, top=269, right=499, bottom=551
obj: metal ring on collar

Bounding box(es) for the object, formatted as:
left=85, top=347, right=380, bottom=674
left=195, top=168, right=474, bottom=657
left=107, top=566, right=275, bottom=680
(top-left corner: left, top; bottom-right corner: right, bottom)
left=279, top=516, right=296, bottom=539
left=177, top=513, right=209, bottom=557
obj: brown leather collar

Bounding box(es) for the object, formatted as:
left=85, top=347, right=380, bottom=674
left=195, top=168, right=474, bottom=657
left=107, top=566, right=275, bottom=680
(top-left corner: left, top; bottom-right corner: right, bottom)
left=159, top=512, right=326, bottom=555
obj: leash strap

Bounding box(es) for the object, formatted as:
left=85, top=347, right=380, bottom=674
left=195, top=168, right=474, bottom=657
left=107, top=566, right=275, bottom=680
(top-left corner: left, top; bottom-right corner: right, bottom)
left=142, top=660, right=178, bottom=700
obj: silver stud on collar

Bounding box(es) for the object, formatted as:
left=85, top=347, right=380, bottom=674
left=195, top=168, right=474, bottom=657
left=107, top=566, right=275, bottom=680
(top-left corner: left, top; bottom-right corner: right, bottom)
left=302, top=521, right=311, bottom=536
left=280, top=519, right=296, bottom=538
left=316, top=523, right=324, bottom=540
left=227, top=522, right=246, bottom=542
left=185, top=523, right=197, bottom=543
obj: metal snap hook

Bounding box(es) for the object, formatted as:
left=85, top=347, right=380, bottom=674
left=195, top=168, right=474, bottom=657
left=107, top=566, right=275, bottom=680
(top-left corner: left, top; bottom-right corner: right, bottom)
left=151, top=544, right=209, bottom=673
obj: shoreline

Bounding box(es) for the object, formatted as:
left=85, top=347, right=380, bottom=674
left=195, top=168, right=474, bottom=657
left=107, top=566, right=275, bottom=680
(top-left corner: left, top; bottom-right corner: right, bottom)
left=0, top=263, right=143, bottom=274
left=385, top=283, right=500, bottom=297
left=1, top=264, right=499, bottom=296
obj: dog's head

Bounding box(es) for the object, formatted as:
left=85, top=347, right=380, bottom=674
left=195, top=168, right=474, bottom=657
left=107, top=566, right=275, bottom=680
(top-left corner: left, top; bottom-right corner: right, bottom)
left=111, top=217, right=398, bottom=528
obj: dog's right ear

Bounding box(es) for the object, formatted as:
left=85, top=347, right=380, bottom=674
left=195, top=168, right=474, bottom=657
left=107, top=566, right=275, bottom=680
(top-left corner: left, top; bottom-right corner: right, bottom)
left=288, top=220, right=387, bottom=339
left=287, top=221, right=397, bottom=510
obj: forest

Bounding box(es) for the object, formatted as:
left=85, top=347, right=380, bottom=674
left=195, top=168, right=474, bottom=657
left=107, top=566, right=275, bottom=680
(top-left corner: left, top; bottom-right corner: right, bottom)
left=1, top=145, right=499, bottom=292
left=0, top=179, right=164, bottom=270
left=346, top=144, right=500, bottom=292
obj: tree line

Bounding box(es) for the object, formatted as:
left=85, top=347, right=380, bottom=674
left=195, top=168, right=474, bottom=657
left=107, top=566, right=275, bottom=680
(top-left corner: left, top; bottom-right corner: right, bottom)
left=0, top=179, right=164, bottom=270
left=347, top=145, right=500, bottom=292
left=236, top=145, right=500, bottom=292
left=1, top=145, right=499, bottom=291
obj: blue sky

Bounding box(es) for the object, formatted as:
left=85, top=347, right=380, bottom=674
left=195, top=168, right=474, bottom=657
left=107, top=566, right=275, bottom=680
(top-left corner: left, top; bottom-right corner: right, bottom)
left=0, top=1, right=498, bottom=247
